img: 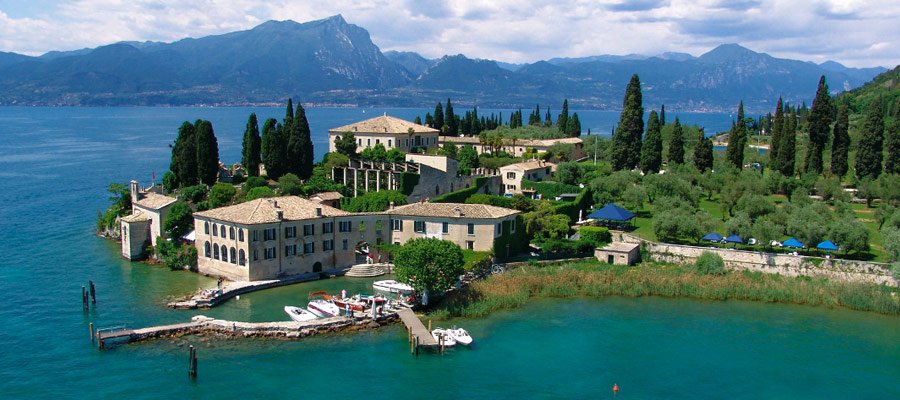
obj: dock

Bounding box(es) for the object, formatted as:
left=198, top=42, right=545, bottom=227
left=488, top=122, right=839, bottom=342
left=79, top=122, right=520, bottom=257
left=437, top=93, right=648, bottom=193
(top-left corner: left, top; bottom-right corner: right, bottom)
left=397, top=308, right=438, bottom=351
left=167, top=271, right=333, bottom=309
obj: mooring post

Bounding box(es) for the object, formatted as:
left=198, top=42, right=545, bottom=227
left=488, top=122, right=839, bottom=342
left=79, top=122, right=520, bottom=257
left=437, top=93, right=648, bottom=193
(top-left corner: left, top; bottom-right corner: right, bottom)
left=188, top=345, right=197, bottom=379
left=414, top=336, right=419, bottom=356
left=81, top=286, right=88, bottom=311
left=440, top=335, right=444, bottom=353
left=89, top=280, right=96, bottom=304
left=89, top=322, right=94, bottom=343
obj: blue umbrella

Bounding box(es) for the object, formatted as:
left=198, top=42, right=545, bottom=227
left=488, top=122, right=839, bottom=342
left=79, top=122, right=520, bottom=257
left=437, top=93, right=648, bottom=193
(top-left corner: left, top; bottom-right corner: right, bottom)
left=702, top=232, right=724, bottom=242
left=783, top=238, right=804, bottom=248
left=586, top=203, right=636, bottom=222
left=724, top=234, right=743, bottom=244
left=816, top=240, right=839, bottom=251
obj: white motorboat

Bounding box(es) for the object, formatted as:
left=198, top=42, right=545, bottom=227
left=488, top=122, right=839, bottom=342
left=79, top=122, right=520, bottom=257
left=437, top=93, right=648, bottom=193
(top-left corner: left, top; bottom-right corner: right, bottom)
left=447, top=327, right=473, bottom=346
left=307, top=299, right=341, bottom=318
left=431, top=328, right=457, bottom=347
left=284, top=306, right=318, bottom=322
left=372, top=279, right=414, bottom=295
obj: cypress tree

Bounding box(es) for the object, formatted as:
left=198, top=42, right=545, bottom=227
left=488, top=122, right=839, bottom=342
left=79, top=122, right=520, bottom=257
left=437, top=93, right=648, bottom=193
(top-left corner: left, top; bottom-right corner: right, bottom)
left=769, top=98, right=784, bottom=171
left=283, top=98, right=294, bottom=134
left=295, top=103, right=314, bottom=179
left=778, top=107, right=797, bottom=176
left=261, top=118, right=286, bottom=179
left=195, top=119, right=220, bottom=186
left=805, top=76, right=833, bottom=174
left=694, top=128, right=714, bottom=172
left=445, top=98, right=457, bottom=136
left=640, top=110, right=662, bottom=174
left=414, top=116, right=422, bottom=125
left=668, top=117, right=685, bottom=165
left=611, top=74, right=644, bottom=170
left=557, top=99, right=569, bottom=134
left=434, top=102, right=444, bottom=132
left=660, top=104, right=666, bottom=126
left=886, top=116, right=900, bottom=174
left=241, top=113, right=261, bottom=177
left=830, top=102, right=850, bottom=178
left=724, top=101, right=747, bottom=169
left=855, top=98, right=884, bottom=180
left=567, top=112, right=582, bottom=137
left=544, top=108, right=552, bottom=127
left=170, top=121, right=198, bottom=187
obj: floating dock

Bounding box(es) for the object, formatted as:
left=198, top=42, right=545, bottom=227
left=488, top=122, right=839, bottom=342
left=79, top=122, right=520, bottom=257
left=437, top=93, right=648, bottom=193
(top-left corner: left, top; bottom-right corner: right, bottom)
left=397, top=308, right=438, bottom=352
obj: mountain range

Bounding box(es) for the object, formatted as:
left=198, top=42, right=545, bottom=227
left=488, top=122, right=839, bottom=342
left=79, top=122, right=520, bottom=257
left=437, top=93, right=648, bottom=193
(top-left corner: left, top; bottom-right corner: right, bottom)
left=0, top=15, right=889, bottom=112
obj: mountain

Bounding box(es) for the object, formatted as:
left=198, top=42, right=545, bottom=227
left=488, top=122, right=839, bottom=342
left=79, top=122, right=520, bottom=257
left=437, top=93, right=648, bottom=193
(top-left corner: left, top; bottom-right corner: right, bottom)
left=838, top=65, right=900, bottom=114
left=0, top=18, right=890, bottom=111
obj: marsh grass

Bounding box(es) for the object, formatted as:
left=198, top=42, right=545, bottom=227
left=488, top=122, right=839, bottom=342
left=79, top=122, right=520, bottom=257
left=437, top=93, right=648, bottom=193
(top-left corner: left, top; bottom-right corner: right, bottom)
left=430, top=261, right=900, bottom=318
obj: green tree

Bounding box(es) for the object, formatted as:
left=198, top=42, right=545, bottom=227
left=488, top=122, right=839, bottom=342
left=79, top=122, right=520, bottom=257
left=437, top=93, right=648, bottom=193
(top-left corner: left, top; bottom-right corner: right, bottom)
left=622, top=184, right=647, bottom=212
left=445, top=98, right=457, bottom=136
left=830, top=102, right=850, bottom=178
left=277, top=173, right=303, bottom=196
left=555, top=162, right=582, bottom=185
left=207, top=183, right=236, bottom=208
left=261, top=118, right=286, bottom=179
left=883, top=226, right=900, bottom=261
left=170, top=121, right=198, bottom=187
left=660, top=104, right=666, bottom=126
left=434, top=102, right=445, bottom=131
left=340, top=190, right=408, bottom=212
left=440, top=142, right=458, bottom=159
left=556, top=99, right=569, bottom=134
left=830, top=216, right=869, bottom=254
left=693, top=128, right=714, bottom=172
left=640, top=110, right=663, bottom=173
left=458, top=144, right=480, bottom=172
left=386, top=148, right=406, bottom=163
left=334, top=131, right=358, bottom=157
left=725, top=212, right=753, bottom=240
left=885, top=116, right=900, bottom=174
left=294, top=103, right=314, bottom=179
left=805, top=76, right=833, bottom=174
left=611, top=74, right=644, bottom=170
left=725, top=101, right=747, bottom=169
left=752, top=217, right=782, bottom=249
left=245, top=186, right=275, bottom=200
left=769, top=97, right=784, bottom=172
left=241, top=113, right=262, bottom=177
left=566, top=112, right=582, bottom=137
left=694, top=252, right=725, bottom=275
left=162, top=171, right=177, bottom=193
left=778, top=107, right=797, bottom=176
left=855, top=97, right=885, bottom=180
left=194, top=120, right=220, bottom=186
left=668, top=117, right=685, bottom=165
left=163, top=201, right=193, bottom=240
left=393, top=238, right=464, bottom=296
left=360, top=143, right=388, bottom=161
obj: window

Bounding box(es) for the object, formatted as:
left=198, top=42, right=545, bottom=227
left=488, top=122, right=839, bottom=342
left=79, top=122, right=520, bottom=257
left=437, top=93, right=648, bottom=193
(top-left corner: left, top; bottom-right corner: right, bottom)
left=213, top=245, right=219, bottom=260
left=264, top=228, right=276, bottom=241
left=358, top=138, right=362, bottom=146
left=388, top=139, right=392, bottom=147
left=342, top=239, right=348, bottom=250
left=204, top=242, right=211, bottom=258
left=304, top=242, right=315, bottom=254
left=212, top=224, right=218, bottom=237
left=367, top=138, right=371, bottom=146
left=238, top=249, right=246, bottom=266
left=204, top=222, right=210, bottom=234
left=467, top=223, right=475, bottom=235
left=545, top=168, right=550, bottom=174
left=285, top=226, right=297, bottom=239
left=221, top=245, right=228, bottom=261
left=414, top=221, right=425, bottom=233
left=392, top=219, right=402, bottom=232
left=506, top=172, right=516, bottom=179
left=511, top=219, right=517, bottom=233
left=252, top=249, right=259, bottom=261
left=442, top=222, right=449, bottom=234
left=229, top=227, right=235, bottom=240
left=252, top=230, right=259, bottom=241
left=229, top=247, right=236, bottom=264
left=323, top=239, right=334, bottom=251
left=220, top=225, right=226, bottom=237
left=264, top=247, right=276, bottom=260
left=323, top=222, right=333, bottom=234
left=496, top=223, right=501, bottom=235
left=376, top=139, right=380, bottom=144
left=238, top=229, right=244, bottom=242
left=339, top=221, right=352, bottom=232
left=303, top=224, right=315, bottom=236
left=285, top=244, right=297, bottom=257
left=466, top=241, right=474, bottom=250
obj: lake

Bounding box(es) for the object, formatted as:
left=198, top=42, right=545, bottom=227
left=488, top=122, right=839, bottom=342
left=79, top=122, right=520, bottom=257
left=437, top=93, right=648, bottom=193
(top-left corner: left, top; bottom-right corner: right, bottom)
left=0, top=106, right=895, bottom=399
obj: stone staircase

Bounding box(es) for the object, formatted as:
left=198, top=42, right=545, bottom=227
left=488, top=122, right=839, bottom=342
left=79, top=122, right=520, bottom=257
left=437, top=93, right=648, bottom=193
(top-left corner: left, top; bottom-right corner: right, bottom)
left=344, top=263, right=391, bottom=277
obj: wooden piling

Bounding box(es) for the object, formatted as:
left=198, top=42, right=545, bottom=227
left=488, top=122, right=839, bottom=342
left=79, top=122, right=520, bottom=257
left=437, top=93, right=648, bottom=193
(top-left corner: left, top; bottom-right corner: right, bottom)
left=89, top=322, right=94, bottom=343
left=89, top=281, right=96, bottom=304
left=82, top=286, right=88, bottom=310
left=414, top=336, right=419, bottom=356
left=188, top=345, right=197, bottom=379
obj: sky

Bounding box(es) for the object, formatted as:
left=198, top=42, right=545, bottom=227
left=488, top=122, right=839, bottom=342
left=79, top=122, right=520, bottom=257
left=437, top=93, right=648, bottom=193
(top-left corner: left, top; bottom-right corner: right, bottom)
left=0, top=0, right=897, bottom=68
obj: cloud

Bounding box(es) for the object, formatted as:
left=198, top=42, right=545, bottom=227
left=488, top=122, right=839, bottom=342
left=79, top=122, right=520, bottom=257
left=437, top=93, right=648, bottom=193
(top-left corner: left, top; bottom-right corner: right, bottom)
left=0, top=0, right=896, bottom=68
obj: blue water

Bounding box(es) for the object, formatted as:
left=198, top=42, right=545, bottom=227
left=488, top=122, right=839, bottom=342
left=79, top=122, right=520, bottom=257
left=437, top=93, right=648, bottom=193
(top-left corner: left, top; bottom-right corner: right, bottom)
left=0, top=106, right=896, bottom=399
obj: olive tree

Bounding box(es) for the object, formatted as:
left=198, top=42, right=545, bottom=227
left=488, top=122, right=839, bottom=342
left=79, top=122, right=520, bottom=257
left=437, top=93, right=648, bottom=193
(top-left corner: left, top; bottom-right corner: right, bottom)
left=394, top=238, right=465, bottom=298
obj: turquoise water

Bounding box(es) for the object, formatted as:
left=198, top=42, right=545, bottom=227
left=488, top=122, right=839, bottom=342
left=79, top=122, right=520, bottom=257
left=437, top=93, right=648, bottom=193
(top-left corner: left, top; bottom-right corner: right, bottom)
left=0, top=107, right=896, bottom=399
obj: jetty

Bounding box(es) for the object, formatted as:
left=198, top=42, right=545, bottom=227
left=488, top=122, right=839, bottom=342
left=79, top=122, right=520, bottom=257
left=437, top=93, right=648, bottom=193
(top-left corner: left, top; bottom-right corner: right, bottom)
left=168, top=271, right=329, bottom=309
left=397, top=308, right=438, bottom=352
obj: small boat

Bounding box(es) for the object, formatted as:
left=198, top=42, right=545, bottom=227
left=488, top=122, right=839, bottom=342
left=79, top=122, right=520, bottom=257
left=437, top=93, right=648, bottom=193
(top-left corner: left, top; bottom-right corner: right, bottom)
left=373, top=280, right=414, bottom=295
left=284, top=306, right=318, bottom=322
left=323, top=294, right=366, bottom=311
left=307, top=299, right=341, bottom=318
left=431, top=328, right=457, bottom=347
left=447, top=327, right=473, bottom=346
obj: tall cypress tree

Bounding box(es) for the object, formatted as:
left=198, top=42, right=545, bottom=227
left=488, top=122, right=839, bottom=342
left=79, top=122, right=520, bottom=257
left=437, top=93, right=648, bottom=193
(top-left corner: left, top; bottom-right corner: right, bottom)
left=445, top=98, right=457, bottom=136
left=855, top=98, right=884, bottom=180
left=295, top=103, right=314, bottom=180
left=660, top=104, right=666, bottom=126
left=557, top=99, right=569, bottom=134
left=886, top=115, right=900, bottom=174
left=170, top=121, right=198, bottom=187
left=725, top=101, right=747, bottom=169
left=769, top=97, right=784, bottom=172
left=566, top=112, right=582, bottom=137
left=778, top=107, right=797, bottom=176
left=640, top=110, right=662, bottom=174
left=830, top=102, right=850, bottom=178
left=284, top=98, right=294, bottom=132
left=694, top=128, right=714, bottom=172
left=261, top=118, right=286, bottom=179
left=241, top=113, right=261, bottom=177
left=611, top=74, right=644, bottom=170
left=805, top=76, right=833, bottom=174
left=668, top=117, right=685, bottom=165
left=195, top=119, right=220, bottom=186
left=433, top=102, right=444, bottom=131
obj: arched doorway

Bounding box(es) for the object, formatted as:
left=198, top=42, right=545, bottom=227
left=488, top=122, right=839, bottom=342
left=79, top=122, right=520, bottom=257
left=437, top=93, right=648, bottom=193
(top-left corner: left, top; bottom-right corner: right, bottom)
left=312, top=262, right=322, bottom=273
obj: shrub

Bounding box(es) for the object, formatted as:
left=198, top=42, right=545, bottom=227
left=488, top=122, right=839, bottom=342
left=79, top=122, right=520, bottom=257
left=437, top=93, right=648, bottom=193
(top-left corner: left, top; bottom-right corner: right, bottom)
left=277, top=173, right=303, bottom=195
left=432, top=176, right=488, bottom=203
left=463, top=251, right=492, bottom=272
left=179, top=184, right=208, bottom=204
left=340, top=190, right=407, bottom=212
left=245, top=186, right=275, bottom=200
left=523, top=180, right=582, bottom=199
left=242, top=176, right=268, bottom=192
left=465, top=194, right=515, bottom=208
left=207, top=182, right=237, bottom=208
left=579, top=226, right=612, bottom=248
left=695, top=252, right=726, bottom=276
left=398, top=172, right=420, bottom=195
left=155, top=237, right=198, bottom=271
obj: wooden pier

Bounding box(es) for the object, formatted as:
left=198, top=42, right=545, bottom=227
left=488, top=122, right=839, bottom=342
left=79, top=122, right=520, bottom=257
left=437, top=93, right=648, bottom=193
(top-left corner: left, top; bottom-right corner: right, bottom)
left=397, top=308, right=437, bottom=351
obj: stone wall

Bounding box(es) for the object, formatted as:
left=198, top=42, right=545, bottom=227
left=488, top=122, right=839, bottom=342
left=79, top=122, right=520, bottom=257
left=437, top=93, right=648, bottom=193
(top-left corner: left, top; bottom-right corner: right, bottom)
left=613, top=233, right=897, bottom=287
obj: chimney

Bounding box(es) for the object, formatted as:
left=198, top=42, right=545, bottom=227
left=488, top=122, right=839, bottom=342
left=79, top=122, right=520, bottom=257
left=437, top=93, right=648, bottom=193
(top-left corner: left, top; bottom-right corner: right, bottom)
left=316, top=207, right=322, bottom=217
left=389, top=201, right=395, bottom=211
left=129, top=180, right=139, bottom=206
left=276, top=210, right=283, bottom=221
left=454, top=206, right=462, bottom=218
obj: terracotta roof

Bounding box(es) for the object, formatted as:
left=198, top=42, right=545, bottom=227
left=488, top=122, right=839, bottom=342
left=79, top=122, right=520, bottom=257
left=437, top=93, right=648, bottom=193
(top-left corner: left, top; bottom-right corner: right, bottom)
left=194, top=196, right=348, bottom=224
left=329, top=115, right=438, bottom=135
left=438, top=136, right=582, bottom=147
left=386, top=202, right=519, bottom=219
left=134, top=192, right=177, bottom=210
left=121, top=211, right=150, bottom=223
left=500, top=160, right=557, bottom=172
left=310, top=191, right=343, bottom=201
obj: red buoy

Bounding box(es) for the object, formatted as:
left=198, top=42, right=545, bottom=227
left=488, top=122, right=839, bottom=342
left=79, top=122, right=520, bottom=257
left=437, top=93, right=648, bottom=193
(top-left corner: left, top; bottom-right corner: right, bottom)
left=613, top=383, right=619, bottom=393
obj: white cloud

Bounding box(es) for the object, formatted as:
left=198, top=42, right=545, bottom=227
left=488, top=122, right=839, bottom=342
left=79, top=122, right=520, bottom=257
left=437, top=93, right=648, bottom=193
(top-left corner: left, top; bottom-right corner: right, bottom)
left=0, top=0, right=896, bottom=68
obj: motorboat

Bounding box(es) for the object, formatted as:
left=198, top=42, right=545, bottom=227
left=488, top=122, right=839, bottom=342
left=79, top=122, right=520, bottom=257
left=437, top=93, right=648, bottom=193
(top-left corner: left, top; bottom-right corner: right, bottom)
left=447, top=327, right=473, bottom=346
left=323, top=294, right=366, bottom=311
left=372, top=280, right=414, bottom=295
left=431, top=328, right=457, bottom=347
left=284, top=306, right=318, bottom=322
left=307, top=299, right=341, bottom=318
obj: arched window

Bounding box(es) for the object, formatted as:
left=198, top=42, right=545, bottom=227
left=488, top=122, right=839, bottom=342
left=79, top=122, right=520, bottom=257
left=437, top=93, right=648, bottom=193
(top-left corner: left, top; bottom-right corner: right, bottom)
left=239, top=249, right=246, bottom=266
left=229, top=227, right=235, bottom=240
left=220, top=225, right=226, bottom=238
left=230, top=247, right=236, bottom=264
left=212, top=224, right=218, bottom=237
left=213, top=245, right=219, bottom=260
left=220, top=245, right=228, bottom=262
left=204, top=241, right=211, bottom=258
left=204, top=222, right=210, bottom=234
left=238, top=229, right=244, bottom=242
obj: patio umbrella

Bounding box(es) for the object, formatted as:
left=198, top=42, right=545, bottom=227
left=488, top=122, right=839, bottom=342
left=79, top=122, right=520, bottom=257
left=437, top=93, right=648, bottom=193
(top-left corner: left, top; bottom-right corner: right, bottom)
left=783, top=238, right=804, bottom=248
left=816, top=240, right=839, bottom=251
left=702, top=232, right=724, bottom=242
left=724, top=234, right=743, bottom=244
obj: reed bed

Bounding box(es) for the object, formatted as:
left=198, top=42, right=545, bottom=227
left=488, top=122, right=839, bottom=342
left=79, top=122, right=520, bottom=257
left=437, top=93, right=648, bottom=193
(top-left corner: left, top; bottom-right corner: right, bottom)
left=430, top=261, right=900, bottom=319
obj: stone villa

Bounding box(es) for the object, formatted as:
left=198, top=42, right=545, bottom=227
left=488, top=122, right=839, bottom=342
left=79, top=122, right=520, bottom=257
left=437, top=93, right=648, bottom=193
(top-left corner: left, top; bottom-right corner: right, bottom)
left=328, top=114, right=440, bottom=153
left=499, top=160, right=557, bottom=194
left=120, top=180, right=178, bottom=260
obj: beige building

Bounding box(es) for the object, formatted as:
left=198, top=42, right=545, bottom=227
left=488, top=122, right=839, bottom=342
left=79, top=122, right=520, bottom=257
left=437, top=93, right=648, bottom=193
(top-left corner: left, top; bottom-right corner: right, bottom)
left=120, top=180, right=177, bottom=260
left=499, top=160, right=556, bottom=194
left=438, top=136, right=583, bottom=158
left=329, top=115, right=440, bottom=153
left=385, top=202, right=519, bottom=252
left=595, top=242, right=640, bottom=266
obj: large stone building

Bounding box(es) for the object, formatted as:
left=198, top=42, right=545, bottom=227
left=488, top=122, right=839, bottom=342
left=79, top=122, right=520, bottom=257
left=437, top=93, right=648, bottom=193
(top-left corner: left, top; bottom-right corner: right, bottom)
left=120, top=180, right=177, bottom=260
left=192, top=196, right=520, bottom=281
left=328, top=115, right=440, bottom=153
left=499, top=160, right=556, bottom=194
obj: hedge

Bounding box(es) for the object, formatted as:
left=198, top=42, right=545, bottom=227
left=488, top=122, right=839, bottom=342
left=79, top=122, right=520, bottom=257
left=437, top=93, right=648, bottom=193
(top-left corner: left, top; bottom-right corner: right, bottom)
left=579, top=226, right=612, bottom=247
left=432, top=176, right=488, bottom=203
left=398, top=172, right=420, bottom=195
left=522, top=179, right=582, bottom=198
